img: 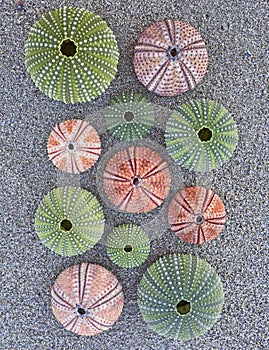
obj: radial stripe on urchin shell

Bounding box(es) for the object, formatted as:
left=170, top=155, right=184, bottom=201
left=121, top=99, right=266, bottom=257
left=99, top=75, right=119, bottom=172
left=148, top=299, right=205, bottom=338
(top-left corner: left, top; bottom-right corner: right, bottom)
left=133, top=19, right=208, bottom=96
left=168, top=186, right=226, bottom=244
left=25, top=7, right=119, bottom=104
left=51, top=262, right=124, bottom=336
left=47, top=119, right=101, bottom=174
left=105, top=91, right=155, bottom=141
left=106, top=224, right=150, bottom=268
left=102, top=146, right=171, bottom=213
left=34, top=187, right=105, bottom=257
left=138, top=254, right=224, bottom=340
left=165, top=99, right=238, bottom=172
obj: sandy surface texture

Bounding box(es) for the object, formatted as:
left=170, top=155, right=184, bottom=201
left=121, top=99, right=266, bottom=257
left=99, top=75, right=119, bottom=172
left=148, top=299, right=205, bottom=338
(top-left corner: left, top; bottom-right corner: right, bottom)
left=1, top=0, right=268, bottom=349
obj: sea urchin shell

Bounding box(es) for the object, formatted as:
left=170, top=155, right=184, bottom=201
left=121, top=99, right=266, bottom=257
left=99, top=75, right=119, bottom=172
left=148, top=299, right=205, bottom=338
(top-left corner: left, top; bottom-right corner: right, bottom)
left=165, top=99, right=238, bottom=172
left=25, top=7, right=119, bottom=103
left=103, top=146, right=171, bottom=213
left=168, top=186, right=226, bottom=244
left=133, top=19, right=208, bottom=96
left=34, top=186, right=105, bottom=256
left=105, top=91, right=155, bottom=141
left=51, top=262, right=124, bottom=336
left=106, top=224, right=150, bottom=268
left=138, top=254, right=224, bottom=340
left=47, top=119, right=101, bottom=174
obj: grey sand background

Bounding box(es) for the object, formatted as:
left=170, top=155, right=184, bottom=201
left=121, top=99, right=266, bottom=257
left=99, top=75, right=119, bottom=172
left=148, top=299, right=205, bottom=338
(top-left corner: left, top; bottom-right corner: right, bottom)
left=1, top=0, right=268, bottom=349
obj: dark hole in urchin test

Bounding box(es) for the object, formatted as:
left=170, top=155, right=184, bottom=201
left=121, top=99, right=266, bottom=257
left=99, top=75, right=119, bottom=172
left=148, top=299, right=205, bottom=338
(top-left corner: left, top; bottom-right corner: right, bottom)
left=170, top=48, right=177, bottom=57
left=60, top=39, right=77, bottom=57
left=195, top=214, right=204, bottom=225
left=132, top=177, right=140, bottom=187
left=77, top=307, right=86, bottom=315
left=60, top=219, right=72, bottom=232
left=124, top=245, right=133, bottom=253
left=176, top=300, right=191, bottom=315
left=68, top=143, right=75, bottom=150
left=198, top=127, right=212, bottom=142
left=124, top=111, right=134, bottom=122
left=167, top=46, right=179, bottom=60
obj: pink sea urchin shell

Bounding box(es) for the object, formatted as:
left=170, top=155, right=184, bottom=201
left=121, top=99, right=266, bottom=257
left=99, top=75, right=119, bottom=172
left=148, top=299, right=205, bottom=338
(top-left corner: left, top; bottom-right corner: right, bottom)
left=47, top=119, right=101, bottom=174
left=133, top=19, right=208, bottom=96
left=168, top=186, right=226, bottom=244
left=51, top=262, right=124, bottom=336
left=103, top=146, right=171, bottom=213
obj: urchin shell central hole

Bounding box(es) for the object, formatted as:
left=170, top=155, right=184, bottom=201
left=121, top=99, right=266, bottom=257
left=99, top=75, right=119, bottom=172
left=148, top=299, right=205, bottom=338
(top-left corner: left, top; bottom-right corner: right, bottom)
left=132, top=177, right=140, bottom=187
left=67, top=142, right=75, bottom=150
left=198, top=127, right=212, bottom=142
left=77, top=307, right=86, bottom=315
left=124, top=245, right=133, bottom=253
left=60, top=39, right=77, bottom=57
left=170, top=48, right=177, bottom=57
left=176, top=300, right=191, bottom=315
left=124, top=111, right=135, bottom=122
left=60, top=219, right=72, bottom=232
left=167, top=45, right=180, bottom=60
left=194, top=214, right=204, bottom=225
left=76, top=304, right=88, bottom=317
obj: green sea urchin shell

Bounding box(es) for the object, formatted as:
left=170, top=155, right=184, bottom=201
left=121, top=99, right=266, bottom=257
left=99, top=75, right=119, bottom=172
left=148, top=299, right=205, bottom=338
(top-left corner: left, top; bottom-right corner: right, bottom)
left=105, top=92, right=155, bottom=140
left=34, top=187, right=105, bottom=256
left=106, top=224, right=150, bottom=268
left=165, top=100, right=238, bottom=172
left=138, top=254, right=224, bottom=340
left=25, top=7, right=119, bottom=103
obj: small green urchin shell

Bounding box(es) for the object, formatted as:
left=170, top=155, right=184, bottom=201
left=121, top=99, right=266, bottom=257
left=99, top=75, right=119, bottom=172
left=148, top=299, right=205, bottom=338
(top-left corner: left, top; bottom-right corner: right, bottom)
left=165, top=100, right=238, bottom=172
left=34, top=187, right=105, bottom=256
left=25, top=7, right=119, bottom=103
left=138, top=254, right=224, bottom=340
left=105, top=91, right=155, bottom=141
left=106, top=224, right=150, bottom=268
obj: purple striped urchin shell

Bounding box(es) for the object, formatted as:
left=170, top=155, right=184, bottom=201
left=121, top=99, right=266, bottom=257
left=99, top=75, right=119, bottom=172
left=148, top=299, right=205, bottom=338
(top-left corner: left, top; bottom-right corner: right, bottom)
left=51, top=262, right=124, bottom=336
left=133, top=20, right=208, bottom=96
left=168, top=186, right=226, bottom=244
left=47, top=119, right=101, bottom=174
left=103, top=146, right=171, bottom=213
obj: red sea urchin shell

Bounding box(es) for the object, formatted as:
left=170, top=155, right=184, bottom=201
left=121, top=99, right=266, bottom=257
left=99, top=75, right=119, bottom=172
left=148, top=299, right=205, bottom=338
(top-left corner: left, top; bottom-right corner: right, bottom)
left=47, top=119, right=101, bottom=174
left=103, top=146, right=171, bottom=213
left=133, top=19, right=208, bottom=96
left=51, top=262, right=124, bottom=336
left=168, top=186, right=226, bottom=244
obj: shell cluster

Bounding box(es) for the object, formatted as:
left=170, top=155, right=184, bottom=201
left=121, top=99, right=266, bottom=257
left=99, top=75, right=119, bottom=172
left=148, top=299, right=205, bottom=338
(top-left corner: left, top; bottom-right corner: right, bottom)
left=27, top=7, right=237, bottom=340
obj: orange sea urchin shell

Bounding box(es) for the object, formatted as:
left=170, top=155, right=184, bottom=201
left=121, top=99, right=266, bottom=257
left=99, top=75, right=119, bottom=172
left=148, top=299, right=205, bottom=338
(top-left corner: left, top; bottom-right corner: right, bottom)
left=133, top=19, right=208, bottom=96
left=168, top=186, right=226, bottom=244
left=103, top=146, right=171, bottom=213
left=47, top=119, right=101, bottom=174
left=51, top=262, right=124, bottom=336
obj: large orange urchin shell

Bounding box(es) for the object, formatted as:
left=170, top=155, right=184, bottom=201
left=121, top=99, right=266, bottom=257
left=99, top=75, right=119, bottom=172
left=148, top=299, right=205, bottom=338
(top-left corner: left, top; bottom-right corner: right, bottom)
left=51, top=262, right=124, bottom=336
left=168, top=186, right=226, bottom=244
left=47, top=119, right=101, bottom=174
left=133, top=19, right=208, bottom=96
left=103, top=146, right=171, bottom=213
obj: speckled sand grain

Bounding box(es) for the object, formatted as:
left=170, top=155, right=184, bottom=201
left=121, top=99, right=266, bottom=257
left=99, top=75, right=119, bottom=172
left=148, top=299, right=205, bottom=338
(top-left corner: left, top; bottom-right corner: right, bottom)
left=1, top=0, right=268, bottom=349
